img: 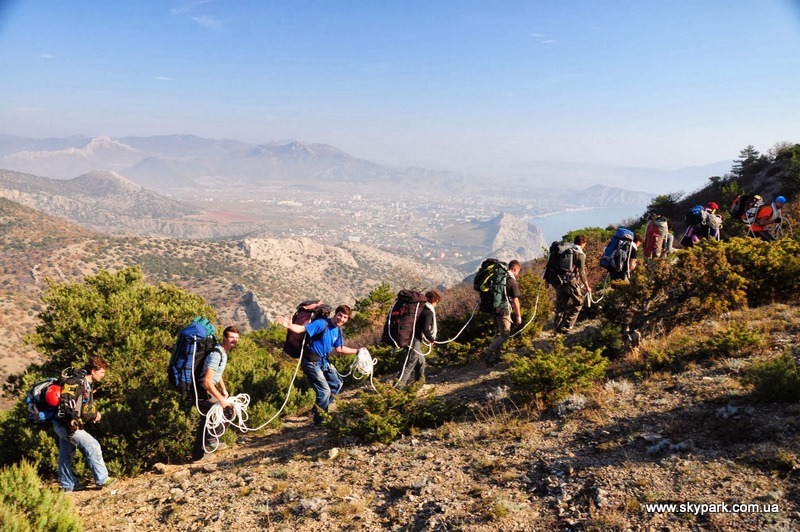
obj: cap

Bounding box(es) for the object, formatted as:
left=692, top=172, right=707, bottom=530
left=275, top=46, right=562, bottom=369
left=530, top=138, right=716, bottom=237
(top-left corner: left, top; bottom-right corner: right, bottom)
left=776, top=195, right=786, bottom=204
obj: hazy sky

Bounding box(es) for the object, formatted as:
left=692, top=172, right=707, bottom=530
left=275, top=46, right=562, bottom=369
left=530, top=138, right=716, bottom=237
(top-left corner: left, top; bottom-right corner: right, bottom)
left=1, top=0, right=799, bottom=175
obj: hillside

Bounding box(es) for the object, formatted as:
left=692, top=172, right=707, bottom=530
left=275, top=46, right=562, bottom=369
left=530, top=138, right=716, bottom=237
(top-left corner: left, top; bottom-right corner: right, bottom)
left=0, top=197, right=462, bottom=387
left=62, top=307, right=800, bottom=531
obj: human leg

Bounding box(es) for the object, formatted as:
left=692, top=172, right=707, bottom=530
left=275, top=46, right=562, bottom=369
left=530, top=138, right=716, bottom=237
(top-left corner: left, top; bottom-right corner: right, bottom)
left=302, top=360, right=333, bottom=425
left=70, top=428, right=109, bottom=486
left=52, top=422, right=78, bottom=490
left=192, top=394, right=219, bottom=460
left=397, top=344, right=421, bottom=386
left=482, top=314, right=512, bottom=363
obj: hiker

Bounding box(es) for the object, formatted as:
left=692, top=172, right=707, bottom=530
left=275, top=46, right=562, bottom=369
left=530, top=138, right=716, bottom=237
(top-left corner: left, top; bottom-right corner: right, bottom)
left=554, top=235, right=591, bottom=334
left=681, top=202, right=722, bottom=247
left=192, top=325, right=240, bottom=461
left=609, top=233, right=642, bottom=281
left=397, top=290, right=441, bottom=387
left=52, top=355, right=115, bottom=492
left=277, top=305, right=362, bottom=425
left=643, top=214, right=670, bottom=259
left=751, top=196, right=787, bottom=241
left=663, top=219, right=675, bottom=255
left=479, top=260, right=522, bottom=367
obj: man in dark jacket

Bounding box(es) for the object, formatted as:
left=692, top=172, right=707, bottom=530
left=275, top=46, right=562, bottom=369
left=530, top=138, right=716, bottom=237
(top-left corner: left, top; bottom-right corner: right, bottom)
left=397, top=290, right=442, bottom=387
left=52, top=355, right=115, bottom=492
left=479, top=260, right=523, bottom=366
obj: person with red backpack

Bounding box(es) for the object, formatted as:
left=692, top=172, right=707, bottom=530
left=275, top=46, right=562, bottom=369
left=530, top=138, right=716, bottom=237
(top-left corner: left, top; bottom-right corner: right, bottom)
left=277, top=305, right=362, bottom=426
left=52, top=356, right=116, bottom=492
left=396, top=290, right=442, bottom=387
left=751, top=196, right=787, bottom=241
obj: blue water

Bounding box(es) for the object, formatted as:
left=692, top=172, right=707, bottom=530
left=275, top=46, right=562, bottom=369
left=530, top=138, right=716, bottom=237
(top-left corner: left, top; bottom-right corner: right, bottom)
left=531, top=206, right=646, bottom=243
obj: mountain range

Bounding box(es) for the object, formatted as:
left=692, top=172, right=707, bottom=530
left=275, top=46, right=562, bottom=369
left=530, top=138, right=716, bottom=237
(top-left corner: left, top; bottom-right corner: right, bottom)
left=0, top=134, right=722, bottom=202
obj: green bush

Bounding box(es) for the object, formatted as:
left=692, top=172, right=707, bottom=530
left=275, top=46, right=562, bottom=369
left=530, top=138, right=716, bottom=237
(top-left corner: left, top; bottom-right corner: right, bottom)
left=744, top=351, right=800, bottom=402
left=702, top=322, right=765, bottom=359
left=0, top=266, right=315, bottom=479
left=722, top=237, right=800, bottom=306
left=327, top=381, right=465, bottom=444
left=601, top=241, right=748, bottom=337
left=505, top=338, right=608, bottom=405
left=0, top=460, right=83, bottom=531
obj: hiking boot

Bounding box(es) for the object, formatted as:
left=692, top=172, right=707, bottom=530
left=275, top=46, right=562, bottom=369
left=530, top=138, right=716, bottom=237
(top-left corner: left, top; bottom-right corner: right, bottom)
left=479, top=352, right=496, bottom=367
left=64, top=482, right=87, bottom=493
left=100, top=477, right=117, bottom=489
left=215, top=443, right=228, bottom=451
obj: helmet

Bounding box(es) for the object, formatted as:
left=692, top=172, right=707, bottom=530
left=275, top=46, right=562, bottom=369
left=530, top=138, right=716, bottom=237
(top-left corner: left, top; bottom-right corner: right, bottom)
left=776, top=195, right=786, bottom=204
left=44, top=384, right=62, bottom=407
left=706, top=202, right=718, bottom=212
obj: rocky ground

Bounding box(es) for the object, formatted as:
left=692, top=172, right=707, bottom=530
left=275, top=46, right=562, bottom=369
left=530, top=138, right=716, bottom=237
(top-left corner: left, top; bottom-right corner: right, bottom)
left=65, top=315, right=800, bottom=532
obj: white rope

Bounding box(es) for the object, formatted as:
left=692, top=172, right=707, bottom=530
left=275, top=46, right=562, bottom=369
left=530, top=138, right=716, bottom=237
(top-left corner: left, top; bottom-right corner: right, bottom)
left=340, top=347, right=378, bottom=392
left=508, top=272, right=544, bottom=338
left=433, top=302, right=479, bottom=345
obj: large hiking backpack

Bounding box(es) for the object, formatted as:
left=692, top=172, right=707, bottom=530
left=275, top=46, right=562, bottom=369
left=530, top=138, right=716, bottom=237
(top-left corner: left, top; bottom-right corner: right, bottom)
left=473, top=258, right=509, bottom=315
left=643, top=217, right=668, bottom=257
left=730, top=194, right=764, bottom=224
left=381, top=290, right=428, bottom=348
left=25, top=377, right=62, bottom=426
left=600, top=228, right=634, bottom=273
left=684, top=205, right=705, bottom=227
left=167, top=317, right=218, bottom=393
left=283, top=300, right=331, bottom=358
left=543, top=241, right=575, bottom=288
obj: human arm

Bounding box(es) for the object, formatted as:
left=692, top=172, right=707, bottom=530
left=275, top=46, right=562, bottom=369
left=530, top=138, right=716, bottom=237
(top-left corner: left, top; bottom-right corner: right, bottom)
left=276, top=315, right=306, bottom=334
left=203, top=367, right=231, bottom=408
left=510, top=297, right=522, bottom=325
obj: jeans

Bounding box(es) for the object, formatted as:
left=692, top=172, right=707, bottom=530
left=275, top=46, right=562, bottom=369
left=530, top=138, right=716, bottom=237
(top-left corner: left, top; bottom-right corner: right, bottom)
left=52, top=421, right=109, bottom=490
left=192, top=392, right=228, bottom=460
left=301, top=358, right=343, bottom=425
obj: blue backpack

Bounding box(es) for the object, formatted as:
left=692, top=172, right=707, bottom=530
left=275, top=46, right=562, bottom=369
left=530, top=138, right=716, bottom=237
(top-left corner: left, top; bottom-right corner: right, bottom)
left=685, top=205, right=705, bottom=227
left=600, top=228, right=635, bottom=273
left=167, top=317, right=218, bottom=393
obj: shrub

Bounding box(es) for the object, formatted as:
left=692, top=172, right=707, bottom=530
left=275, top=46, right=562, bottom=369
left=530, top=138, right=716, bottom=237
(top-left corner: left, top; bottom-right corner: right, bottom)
left=601, top=241, right=748, bottom=337
left=743, top=350, right=800, bottom=402
left=0, top=460, right=83, bottom=531
left=722, top=237, right=800, bottom=306
left=0, top=266, right=315, bottom=479
left=327, top=381, right=465, bottom=444
left=702, top=322, right=765, bottom=359
left=505, top=338, right=608, bottom=406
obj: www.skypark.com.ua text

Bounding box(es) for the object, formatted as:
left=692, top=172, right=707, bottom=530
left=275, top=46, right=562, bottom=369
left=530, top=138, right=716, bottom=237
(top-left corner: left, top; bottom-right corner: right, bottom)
left=645, top=502, right=779, bottom=516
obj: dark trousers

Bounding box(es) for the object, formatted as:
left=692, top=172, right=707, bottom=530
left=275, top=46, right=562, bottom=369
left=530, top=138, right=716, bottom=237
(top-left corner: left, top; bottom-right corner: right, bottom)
left=554, top=280, right=584, bottom=332
left=191, top=391, right=226, bottom=460
left=396, top=340, right=427, bottom=387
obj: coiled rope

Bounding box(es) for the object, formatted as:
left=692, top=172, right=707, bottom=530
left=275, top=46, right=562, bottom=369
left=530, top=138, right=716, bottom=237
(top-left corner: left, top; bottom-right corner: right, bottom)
left=201, top=344, right=378, bottom=453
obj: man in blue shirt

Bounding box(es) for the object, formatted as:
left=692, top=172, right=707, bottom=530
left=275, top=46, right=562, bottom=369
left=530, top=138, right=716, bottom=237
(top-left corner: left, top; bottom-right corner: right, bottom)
left=278, top=305, right=361, bottom=426
left=192, top=325, right=239, bottom=461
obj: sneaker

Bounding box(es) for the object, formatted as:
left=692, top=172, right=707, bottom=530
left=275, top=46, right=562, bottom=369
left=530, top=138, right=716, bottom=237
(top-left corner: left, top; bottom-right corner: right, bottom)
left=63, top=482, right=87, bottom=493
left=215, top=443, right=228, bottom=451
left=101, top=477, right=117, bottom=488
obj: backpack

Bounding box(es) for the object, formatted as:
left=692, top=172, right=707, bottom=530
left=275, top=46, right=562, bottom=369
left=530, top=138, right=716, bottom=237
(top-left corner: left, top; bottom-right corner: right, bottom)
left=381, top=290, right=428, bottom=348
left=283, top=300, right=331, bottom=358
left=600, top=228, right=634, bottom=273
left=730, top=194, right=764, bottom=224
left=167, top=317, right=218, bottom=393
left=543, top=241, right=575, bottom=288
left=643, top=217, right=668, bottom=257
left=473, top=258, right=509, bottom=315
left=25, top=377, right=62, bottom=426
left=684, top=205, right=705, bottom=227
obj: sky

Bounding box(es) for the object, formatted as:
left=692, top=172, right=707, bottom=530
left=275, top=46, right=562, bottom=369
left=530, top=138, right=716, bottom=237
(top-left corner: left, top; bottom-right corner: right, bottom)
left=1, top=0, right=799, bottom=176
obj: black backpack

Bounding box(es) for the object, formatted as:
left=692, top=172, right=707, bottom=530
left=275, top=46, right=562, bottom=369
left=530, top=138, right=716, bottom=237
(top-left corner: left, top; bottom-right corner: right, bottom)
left=473, top=259, right=509, bottom=315
left=167, top=317, right=218, bottom=393
left=25, top=377, right=61, bottom=426
left=730, top=194, right=763, bottom=224
left=381, top=290, right=427, bottom=348
left=684, top=205, right=705, bottom=227
left=544, top=241, right=575, bottom=288
left=283, top=300, right=331, bottom=358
